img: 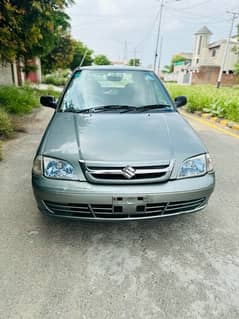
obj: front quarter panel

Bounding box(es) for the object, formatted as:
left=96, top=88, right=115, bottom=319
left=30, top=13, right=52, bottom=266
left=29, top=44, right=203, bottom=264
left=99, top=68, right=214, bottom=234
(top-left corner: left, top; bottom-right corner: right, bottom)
left=35, top=112, right=86, bottom=181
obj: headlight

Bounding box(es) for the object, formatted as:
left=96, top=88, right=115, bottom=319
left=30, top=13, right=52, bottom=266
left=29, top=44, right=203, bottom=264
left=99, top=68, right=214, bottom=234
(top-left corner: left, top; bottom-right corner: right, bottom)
left=43, top=156, right=77, bottom=180
left=178, top=153, right=213, bottom=179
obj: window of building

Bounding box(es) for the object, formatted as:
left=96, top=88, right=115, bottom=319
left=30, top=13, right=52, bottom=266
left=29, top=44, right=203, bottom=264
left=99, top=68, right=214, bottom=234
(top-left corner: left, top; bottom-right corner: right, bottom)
left=197, top=36, right=202, bottom=55
left=196, top=58, right=200, bottom=64
left=212, top=48, right=217, bottom=57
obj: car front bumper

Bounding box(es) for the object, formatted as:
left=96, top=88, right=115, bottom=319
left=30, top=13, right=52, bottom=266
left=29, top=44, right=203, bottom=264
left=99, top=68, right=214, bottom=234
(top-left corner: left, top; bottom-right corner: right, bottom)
left=32, top=173, right=215, bottom=221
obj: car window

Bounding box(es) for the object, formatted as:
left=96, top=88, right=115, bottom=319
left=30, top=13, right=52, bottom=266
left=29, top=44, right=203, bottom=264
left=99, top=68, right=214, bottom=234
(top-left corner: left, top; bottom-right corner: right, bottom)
left=60, top=69, right=173, bottom=111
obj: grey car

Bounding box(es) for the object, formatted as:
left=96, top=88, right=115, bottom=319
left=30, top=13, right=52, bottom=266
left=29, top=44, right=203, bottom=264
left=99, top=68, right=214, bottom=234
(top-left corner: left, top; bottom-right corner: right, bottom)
left=32, top=66, right=215, bottom=221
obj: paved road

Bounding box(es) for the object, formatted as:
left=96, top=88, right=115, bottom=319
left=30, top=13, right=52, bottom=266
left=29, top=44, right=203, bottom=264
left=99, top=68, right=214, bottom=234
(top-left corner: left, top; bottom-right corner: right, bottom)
left=0, top=107, right=239, bottom=319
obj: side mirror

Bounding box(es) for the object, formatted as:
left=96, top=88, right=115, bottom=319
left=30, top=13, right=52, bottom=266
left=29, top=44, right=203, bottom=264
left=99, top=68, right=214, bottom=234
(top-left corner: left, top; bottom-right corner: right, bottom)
left=40, top=96, right=57, bottom=109
left=175, top=96, right=187, bottom=108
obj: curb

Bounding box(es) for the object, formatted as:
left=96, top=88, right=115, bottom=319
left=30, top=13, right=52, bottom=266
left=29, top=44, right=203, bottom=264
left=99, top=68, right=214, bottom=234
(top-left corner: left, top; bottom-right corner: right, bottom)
left=183, top=110, right=239, bottom=133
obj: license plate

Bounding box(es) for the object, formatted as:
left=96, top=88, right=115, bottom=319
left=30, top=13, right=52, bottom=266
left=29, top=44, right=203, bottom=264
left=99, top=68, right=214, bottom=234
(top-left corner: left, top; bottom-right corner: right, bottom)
left=112, top=196, right=146, bottom=214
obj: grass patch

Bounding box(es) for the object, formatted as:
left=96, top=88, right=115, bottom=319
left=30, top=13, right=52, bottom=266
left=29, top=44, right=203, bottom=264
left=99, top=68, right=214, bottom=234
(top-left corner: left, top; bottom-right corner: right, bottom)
left=43, top=75, right=66, bottom=86
left=167, top=84, right=239, bottom=122
left=43, top=69, right=70, bottom=87
left=0, top=109, right=13, bottom=138
left=38, top=87, right=61, bottom=99
left=0, top=141, right=2, bottom=161
left=0, top=85, right=60, bottom=160
left=0, top=86, right=39, bottom=114
left=0, top=109, right=13, bottom=161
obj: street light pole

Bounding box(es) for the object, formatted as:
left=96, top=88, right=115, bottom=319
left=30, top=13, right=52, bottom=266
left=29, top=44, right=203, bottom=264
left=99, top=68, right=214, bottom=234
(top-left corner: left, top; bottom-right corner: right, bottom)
left=153, top=0, right=164, bottom=71
left=153, top=0, right=181, bottom=72
left=217, top=11, right=239, bottom=88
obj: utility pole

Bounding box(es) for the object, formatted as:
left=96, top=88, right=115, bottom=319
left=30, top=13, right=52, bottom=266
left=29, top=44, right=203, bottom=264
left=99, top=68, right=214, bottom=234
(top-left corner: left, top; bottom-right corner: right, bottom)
left=217, top=11, right=239, bottom=88
left=153, top=0, right=181, bottom=72
left=153, top=0, right=164, bottom=71
left=157, top=37, right=164, bottom=75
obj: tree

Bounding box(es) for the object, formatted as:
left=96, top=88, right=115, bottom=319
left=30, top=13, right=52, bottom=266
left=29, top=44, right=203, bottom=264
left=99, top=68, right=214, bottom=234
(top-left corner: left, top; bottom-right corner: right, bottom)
left=0, top=0, right=74, bottom=64
left=172, top=55, right=187, bottom=64
left=42, top=38, right=94, bottom=74
left=0, top=0, right=23, bottom=62
left=69, top=41, right=93, bottom=70
left=128, top=58, right=141, bottom=66
left=162, top=55, right=187, bottom=74
left=41, top=34, right=75, bottom=74
left=162, top=64, right=174, bottom=74
left=94, top=54, right=111, bottom=65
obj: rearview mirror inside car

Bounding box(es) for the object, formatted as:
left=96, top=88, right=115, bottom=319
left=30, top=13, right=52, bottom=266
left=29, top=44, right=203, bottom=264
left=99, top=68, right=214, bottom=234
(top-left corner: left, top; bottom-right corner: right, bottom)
left=106, top=74, right=123, bottom=81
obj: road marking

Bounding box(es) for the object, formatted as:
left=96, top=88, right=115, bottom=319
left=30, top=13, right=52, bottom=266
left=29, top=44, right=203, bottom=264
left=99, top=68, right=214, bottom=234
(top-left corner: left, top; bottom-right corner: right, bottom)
left=182, top=112, right=239, bottom=140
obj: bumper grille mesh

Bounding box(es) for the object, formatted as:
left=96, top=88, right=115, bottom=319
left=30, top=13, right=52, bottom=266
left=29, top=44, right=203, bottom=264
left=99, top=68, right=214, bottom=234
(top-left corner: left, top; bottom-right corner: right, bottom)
left=44, top=197, right=206, bottom=219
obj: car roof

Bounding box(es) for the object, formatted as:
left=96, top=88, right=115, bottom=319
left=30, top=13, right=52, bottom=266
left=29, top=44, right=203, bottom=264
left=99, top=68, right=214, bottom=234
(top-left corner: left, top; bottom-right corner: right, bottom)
left=75, top=65, right=153, bottom=72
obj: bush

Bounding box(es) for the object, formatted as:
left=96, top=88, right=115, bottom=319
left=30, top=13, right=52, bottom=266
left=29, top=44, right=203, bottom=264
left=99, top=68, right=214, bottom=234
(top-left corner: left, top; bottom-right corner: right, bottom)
left=43, top=69, right=70, bottom=86
left=0, top=85, right=60, bottom=160
left=0, top=109, right=13, bottom=138
left=44, top=75, right=67, bottom=86
left=167, top=84, right=239, bottom=122
left=234, top=63, right=239, bottom=75
left=37, top=87, right=61, bottom=99
left=0, top=141, right=2, bottom=161
left=0, top=86, right=39, bottom=114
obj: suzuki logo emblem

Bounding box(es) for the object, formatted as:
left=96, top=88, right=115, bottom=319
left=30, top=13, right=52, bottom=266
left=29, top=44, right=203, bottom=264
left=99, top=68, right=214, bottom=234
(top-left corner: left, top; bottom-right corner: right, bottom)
left=121, top=166, right=136, bottom=179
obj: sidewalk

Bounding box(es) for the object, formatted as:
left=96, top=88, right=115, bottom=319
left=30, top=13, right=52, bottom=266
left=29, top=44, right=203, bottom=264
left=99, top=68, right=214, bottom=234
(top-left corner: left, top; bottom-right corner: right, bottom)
left=30, top=83, right=63, bottom=93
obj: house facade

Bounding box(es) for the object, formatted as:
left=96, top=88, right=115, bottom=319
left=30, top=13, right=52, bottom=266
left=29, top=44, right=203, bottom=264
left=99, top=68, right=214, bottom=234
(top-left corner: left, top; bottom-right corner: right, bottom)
left=0, top=58, right=42, bottom=86
left=163, top=52, right=192, bottom=84
left=0, top=63, right=18, bottom=86
left=164, top=26, right=239, bottom=85
left=192, top=26, right=238, bottom=72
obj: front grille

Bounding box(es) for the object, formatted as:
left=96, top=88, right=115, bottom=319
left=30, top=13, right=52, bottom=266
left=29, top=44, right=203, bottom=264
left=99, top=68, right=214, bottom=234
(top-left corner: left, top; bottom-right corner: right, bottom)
left=44, top=201, right=93, bottom=218
left=147, top=198, right=206, bottom=215
left=81, top=162, right=174, bottom=184
left=44, top=198, right=206, bottom=219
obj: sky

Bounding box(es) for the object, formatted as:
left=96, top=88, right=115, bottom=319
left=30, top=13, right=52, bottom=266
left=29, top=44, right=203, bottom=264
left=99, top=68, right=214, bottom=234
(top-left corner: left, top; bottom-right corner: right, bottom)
left=66, top=0, right=239, bottom=68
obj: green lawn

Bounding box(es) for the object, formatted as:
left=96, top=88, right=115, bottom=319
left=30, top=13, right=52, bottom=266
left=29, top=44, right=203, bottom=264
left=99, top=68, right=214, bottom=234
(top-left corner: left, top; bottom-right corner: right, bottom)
left=167, top=84, right=239, bottom=123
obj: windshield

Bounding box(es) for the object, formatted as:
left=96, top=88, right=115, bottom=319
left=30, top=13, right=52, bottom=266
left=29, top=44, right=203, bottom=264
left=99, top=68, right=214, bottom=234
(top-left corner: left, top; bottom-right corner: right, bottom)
left=60, top=69, right=174, bottom=112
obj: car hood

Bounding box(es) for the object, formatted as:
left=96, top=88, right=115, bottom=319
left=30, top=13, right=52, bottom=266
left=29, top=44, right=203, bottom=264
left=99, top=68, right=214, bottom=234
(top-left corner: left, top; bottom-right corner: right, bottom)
left=41, top=112, right=206, bottom=166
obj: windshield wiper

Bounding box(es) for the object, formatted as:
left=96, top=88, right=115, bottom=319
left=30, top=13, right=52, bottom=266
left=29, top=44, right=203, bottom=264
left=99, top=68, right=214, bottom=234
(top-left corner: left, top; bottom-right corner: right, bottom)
left=62, top=107, right=82, bottom=113
left=134, top=104, right=172, bottom=113
left=62, top=104, right=170, bottom=114
left=77, top=105, right=137, bottom=113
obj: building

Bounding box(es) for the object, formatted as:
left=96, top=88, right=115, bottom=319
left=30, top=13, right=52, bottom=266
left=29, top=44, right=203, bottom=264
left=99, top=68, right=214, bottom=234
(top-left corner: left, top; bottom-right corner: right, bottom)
left=0, top=62, right=18, bottom=86
left=163, top=52, right=192, bottom=84
left=0, top=58, right=42, bottom=86
left=172, top=52, right=192, bottom=84
left=192, top=26, right=238, bottom=72
left=164, top=26, right=239, bottom=86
